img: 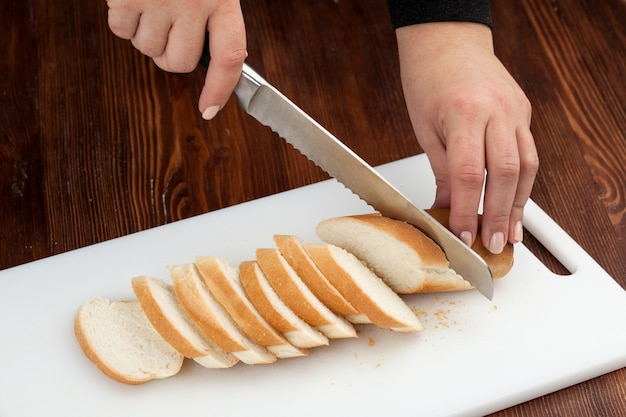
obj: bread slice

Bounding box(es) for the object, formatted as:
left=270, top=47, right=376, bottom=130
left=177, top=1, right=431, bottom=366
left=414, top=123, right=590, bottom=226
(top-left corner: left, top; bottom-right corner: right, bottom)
left=74, top=298, right=183, bottom=385
left=256, top=248, right=357, bottom=338
left=273, top=235, right=370, bottom=324
left=316, top=214, right=471, bottom=294
left=131, top=276, right=239, bottom=368
left=170, top=264, right=276, bottom=365
left=195, top=256, right=307, bottom=359
left=239, top=260, right=330, bottom=348
left=426, top=208, right=514, bottom=279
left=304, top=244, right=424, bottom=332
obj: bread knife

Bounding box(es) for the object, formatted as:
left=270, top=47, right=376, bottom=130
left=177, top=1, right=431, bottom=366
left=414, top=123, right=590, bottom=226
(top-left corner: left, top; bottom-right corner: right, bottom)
left=201, top=52, right=493, bottom=299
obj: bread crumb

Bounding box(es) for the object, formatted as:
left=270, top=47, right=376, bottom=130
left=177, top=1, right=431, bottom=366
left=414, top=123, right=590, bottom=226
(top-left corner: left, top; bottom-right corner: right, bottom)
left=413, top=297, right=465, bottom=329
left=367, top=337, right=376, bottom=347
left=411, top=306, right=428, bottom=318
left=375, top=363, right=381, bottom=368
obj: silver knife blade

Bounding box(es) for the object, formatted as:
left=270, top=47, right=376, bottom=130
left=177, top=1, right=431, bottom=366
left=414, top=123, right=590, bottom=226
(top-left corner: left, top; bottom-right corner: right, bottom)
left=234, top=63, right=493, bottom=299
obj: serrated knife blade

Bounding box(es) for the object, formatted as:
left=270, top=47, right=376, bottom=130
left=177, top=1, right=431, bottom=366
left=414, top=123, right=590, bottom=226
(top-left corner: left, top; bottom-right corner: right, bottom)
left=232, top=63, right=493, bottom=299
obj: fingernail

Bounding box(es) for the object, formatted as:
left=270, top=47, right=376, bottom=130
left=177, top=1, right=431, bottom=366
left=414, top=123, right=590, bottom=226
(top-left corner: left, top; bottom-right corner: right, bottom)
left=513, top=221, right=523, bottom=243
left=459, top=231, right=473, bottom=247
left=489, top=232, right=505, bottom=254
left=202, top=105, right=220, bottom=120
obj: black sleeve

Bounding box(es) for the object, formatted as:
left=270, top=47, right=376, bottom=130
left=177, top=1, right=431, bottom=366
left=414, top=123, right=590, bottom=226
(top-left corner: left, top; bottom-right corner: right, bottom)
left=387, top=0, right=493, bottom=29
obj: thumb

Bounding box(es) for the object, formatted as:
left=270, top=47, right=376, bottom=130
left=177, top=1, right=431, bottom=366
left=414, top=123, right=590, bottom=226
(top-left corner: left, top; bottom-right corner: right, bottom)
left=198, top=4, right=247, bottom=120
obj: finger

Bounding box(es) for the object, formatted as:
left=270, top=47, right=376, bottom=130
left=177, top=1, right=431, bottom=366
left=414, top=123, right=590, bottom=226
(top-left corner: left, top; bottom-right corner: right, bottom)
left=444, top=119, right=486, bottom=248
left=199, top=2, right=247, bottom=119
left=508, top=126, right=539, bottom=243
left=481, top=117, right=520, bottom=254
left=152, top=16, right=206, bottom=73
left=131, top=11, right=172, bottom=58
left=108, top=8, right=141, bottom=39
left=417, top=130, right=453, bottom=209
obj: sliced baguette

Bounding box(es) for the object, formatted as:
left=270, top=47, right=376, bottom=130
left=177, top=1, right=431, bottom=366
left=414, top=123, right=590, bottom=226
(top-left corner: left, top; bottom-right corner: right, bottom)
left=170, top=264, right=276, bottom=365
left=131, top=276, right=239, bottom=368
left=273, top=235, right=369, bottom=324
left=316, top=213, right=471, bottom=294
left=195, top=256, right=307, bottom=359
left=426, top=208, right=514, bottom=279
left=74, top=298, right=183, bottom=385
left=304, top=244, right=424, bottom=332
left=256, top=248, right=357, bottom=339
left=239, top=260, right=330, bottom=348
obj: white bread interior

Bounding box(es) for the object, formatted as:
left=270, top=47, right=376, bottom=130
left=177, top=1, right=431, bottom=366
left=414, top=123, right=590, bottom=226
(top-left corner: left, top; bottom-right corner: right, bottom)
left=74, top=298, right=183, bottom=385
left=239, top=260, right=330, bottom=348
left=304, top=243, right=424, bottom=332
left=170, top=263, right=276, bottom=365
left=131, top=276, right=238, bottom=368
left=256, top=248, right=357, bottom=339
left=196, top=256, right=307, bottom=359
left=316, top=214, right=471, bottom=294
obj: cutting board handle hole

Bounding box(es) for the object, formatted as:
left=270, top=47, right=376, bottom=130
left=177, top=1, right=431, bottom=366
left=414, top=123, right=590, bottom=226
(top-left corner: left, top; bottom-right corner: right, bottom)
left=522, top=227, right=571, bottom=275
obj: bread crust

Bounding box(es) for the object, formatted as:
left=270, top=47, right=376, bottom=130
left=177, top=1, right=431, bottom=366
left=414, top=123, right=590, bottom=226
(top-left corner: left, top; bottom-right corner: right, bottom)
left=256, top=248, right=357, bottom=339
left=257, top=248, right=332, bottom=327
left=239, top=260, right=300, bottom=333
left=350, top=214, right=450, bottom=268
left=317, top=214, right=467, bottom=293
left=132, top=276, right=207, bottom=358
left=426, top=208, right=514, bottom=279
left=273, top=235, right=360, bottom=316
left=171, top=264, right=247, bottom=352
left=195, top=256, right=291, bottom=348
left=304, top=244, right=423, bottom=332
left=240, top=260, right=330, bottom=348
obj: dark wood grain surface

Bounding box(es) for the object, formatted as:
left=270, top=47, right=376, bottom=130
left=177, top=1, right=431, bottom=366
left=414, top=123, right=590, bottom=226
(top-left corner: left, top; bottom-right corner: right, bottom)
left=1, top=0, right=624, bottom=415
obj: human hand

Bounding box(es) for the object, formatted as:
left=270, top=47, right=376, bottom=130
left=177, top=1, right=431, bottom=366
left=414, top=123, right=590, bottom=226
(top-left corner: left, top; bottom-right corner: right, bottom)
left=106, top=0, right=247, bottom=119
left=395, top=22, right=539, bottom=254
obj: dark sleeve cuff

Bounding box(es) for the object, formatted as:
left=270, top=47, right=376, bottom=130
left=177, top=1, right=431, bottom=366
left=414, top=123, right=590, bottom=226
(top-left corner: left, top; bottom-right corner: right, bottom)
left=387, top=0, right=493, bottom=29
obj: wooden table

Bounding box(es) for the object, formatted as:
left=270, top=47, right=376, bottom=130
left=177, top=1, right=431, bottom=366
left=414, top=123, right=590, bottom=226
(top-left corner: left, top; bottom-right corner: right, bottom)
left=1, top=0, right=624, bottom=415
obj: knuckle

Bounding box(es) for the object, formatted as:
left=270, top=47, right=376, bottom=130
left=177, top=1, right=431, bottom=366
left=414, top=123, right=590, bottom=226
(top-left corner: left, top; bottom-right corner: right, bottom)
left=457, top=166, right=485, bottom=190
left=491, top=159, right=520, bottom=184
left=213, top=48, right=248, bottom=71
left=449, top=93, right=486, bottom=121
left=522, top=153, right=540, bottom=176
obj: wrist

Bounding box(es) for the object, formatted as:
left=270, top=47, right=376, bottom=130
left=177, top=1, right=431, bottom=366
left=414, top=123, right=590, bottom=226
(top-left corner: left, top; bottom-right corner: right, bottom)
left=396, top=21, right=494, bottom=59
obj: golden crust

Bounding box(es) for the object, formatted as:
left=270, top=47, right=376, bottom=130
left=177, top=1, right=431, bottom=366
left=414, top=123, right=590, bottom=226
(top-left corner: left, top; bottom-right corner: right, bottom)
left=273, top=235, right=360, bottom=316
left=196, top=256, right=288, bottom=347
left=345, top=214, right=450, bottom=269
left=304, top=244, right=421, bottom=331
left=239, top=260, right=299, bottom=333
left=131, top=277, right=206, bottom=358
left=257, top=248, right=331, bottom=327
left=171, top=264, right=247, bottom=353
left=426, top=208, right=514, bottom=279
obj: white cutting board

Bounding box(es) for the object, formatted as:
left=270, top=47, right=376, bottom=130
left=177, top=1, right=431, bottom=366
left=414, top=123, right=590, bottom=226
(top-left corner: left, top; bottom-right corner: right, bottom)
left=1, top=154, right=625, bottom=417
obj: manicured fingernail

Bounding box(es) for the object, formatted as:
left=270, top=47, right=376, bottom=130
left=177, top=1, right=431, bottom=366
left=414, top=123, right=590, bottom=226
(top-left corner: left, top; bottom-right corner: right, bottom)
left=459, top=231, right=473, bottom=247
left=202, top=105, right=220, bottom=120
left=513, top=221, right=523, bottom=243
left=489, top=232, right=505, bottom=254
